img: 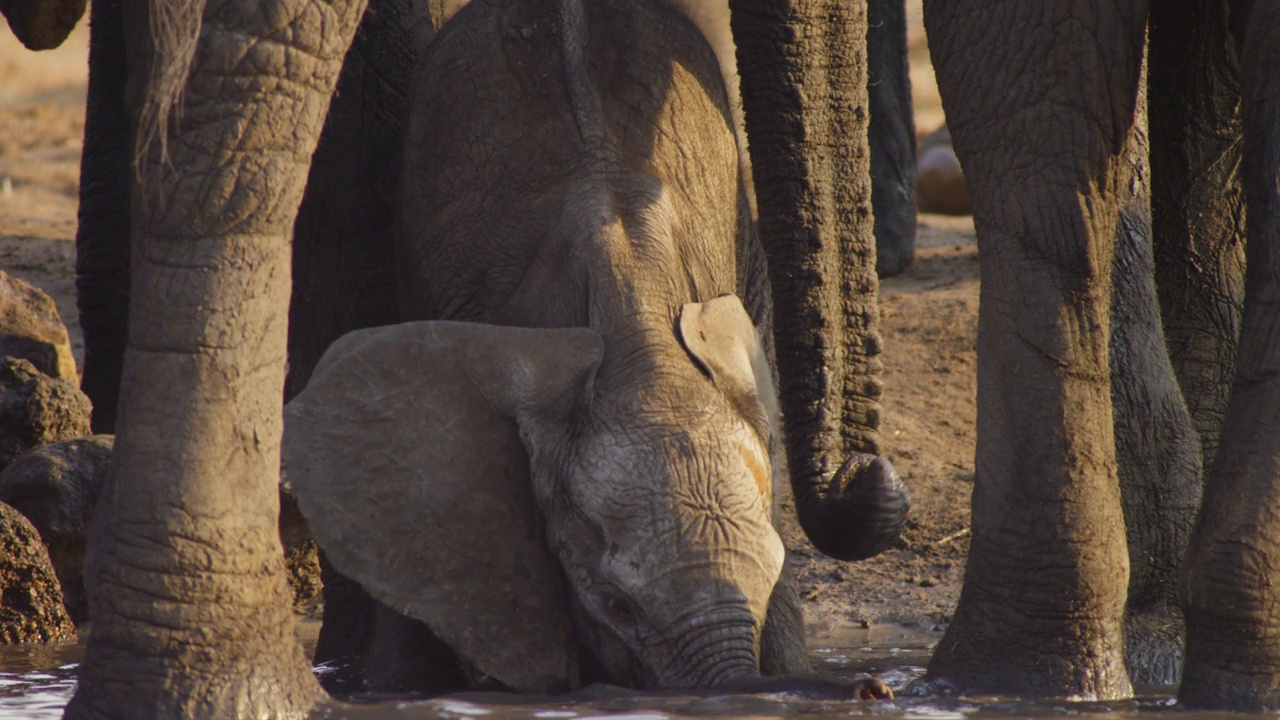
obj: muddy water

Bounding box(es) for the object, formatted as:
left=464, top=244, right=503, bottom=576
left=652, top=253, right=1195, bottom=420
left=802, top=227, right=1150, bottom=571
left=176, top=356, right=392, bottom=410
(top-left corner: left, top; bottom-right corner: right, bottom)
left=0, top=621, right=1236, bottom=720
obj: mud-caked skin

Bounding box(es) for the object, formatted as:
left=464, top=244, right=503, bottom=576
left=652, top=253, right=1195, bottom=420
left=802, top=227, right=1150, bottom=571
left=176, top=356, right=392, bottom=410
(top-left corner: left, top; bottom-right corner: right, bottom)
left=65, top=0, right=368, bottom=716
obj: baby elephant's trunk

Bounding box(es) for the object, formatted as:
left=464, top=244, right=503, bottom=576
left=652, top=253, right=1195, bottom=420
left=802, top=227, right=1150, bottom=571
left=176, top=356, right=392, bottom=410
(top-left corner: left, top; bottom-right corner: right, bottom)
left=654, top=609, right=760, bottom=689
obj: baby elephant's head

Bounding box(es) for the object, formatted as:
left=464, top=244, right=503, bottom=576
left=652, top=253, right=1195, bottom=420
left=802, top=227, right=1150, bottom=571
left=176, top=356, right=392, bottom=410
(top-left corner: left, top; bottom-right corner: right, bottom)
left=283, top=295, right=784, bottom=693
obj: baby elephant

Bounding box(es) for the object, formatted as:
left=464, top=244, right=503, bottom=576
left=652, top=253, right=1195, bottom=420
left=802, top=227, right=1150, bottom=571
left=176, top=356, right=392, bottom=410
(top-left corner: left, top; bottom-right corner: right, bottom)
left=284, top=0, right=907, bottom=695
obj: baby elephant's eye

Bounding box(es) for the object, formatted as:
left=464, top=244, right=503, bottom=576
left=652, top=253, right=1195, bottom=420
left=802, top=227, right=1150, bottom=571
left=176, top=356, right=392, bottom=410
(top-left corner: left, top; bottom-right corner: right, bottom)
left=601, top=589, right=638, bottom=626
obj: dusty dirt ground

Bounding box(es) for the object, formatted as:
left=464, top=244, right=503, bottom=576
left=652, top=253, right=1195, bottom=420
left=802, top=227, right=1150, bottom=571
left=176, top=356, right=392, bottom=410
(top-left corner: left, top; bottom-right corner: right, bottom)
left=0, top=7, right=975, bottom=638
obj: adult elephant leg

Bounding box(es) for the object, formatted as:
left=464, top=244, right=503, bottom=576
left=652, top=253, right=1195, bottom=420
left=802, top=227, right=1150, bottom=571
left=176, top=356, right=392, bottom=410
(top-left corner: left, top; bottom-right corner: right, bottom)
left=866, top=0, right=916, bottom=278
left=728, top=0, right=908, bottom=563
left=286, top=0, right=427, bottom=399
left=286, top=0, right=429, bottom=684
left=75, top=0, right=130, bottom=434
left=1148, top=0, right=1246, bottom=471
left=65, top=0, right=368, bottom=716
left=1108, top=92, right=1202, bottom=686
left=1179, top=5, right=1280, bottom=709
left=923, top=3, right=1143, bottom=698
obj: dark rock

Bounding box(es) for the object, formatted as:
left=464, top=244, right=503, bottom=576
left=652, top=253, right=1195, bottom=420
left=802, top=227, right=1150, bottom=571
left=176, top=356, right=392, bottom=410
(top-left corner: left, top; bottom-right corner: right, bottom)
left=0, top=358, right=92, bottom=472
left=0, top=436, right=113, bottom=622
left=0, top=271, right=78, bottom=383
left=0, top=501, right=75, bottom=642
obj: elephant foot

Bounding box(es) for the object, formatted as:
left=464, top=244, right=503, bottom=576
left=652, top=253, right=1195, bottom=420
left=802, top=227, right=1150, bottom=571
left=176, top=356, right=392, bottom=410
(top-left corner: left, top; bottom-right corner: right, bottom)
left=1125, top=603, right=1185, bottom=687
left=800, top=454, right=910, bottom=562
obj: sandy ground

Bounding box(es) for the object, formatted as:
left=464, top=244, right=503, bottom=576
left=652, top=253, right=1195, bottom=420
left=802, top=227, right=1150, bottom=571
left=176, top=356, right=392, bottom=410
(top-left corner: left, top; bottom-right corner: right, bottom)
left=0, top=9, right=973, bottom=637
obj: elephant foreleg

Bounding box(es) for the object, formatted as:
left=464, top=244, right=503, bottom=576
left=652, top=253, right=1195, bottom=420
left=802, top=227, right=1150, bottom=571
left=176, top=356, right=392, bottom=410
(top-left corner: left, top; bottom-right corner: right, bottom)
left=922, top=1, right=1146, bottom=699
left=1179, top=3, right=1280, bottom=709
left=66, top=0, right=370, bottom=715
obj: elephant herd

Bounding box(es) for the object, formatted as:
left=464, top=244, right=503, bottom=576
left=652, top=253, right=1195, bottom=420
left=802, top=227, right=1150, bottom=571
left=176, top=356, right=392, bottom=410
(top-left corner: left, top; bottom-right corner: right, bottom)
left=0, top=0, right=1276, bottom=717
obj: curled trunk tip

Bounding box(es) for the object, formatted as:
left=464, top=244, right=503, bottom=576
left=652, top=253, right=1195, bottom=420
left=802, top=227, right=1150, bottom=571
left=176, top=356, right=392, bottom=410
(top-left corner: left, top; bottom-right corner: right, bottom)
left=793, top=454, right=909, bottom=561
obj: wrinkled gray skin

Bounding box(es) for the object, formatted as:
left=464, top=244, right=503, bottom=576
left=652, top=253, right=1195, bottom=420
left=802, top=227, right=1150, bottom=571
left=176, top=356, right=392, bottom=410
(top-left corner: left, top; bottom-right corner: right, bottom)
left=75, top=0, right=916, bottom=436
left=286, top=0, right=905, bottom=695
left=29, top=0, right=906, bottom=714
left=924, top=1, right=1280, bottom=711
left=431, top=0, right=917, bottom=278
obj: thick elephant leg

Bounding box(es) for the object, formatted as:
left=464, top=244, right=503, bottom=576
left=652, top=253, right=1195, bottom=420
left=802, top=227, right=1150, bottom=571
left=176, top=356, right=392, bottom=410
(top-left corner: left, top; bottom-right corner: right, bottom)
left=65, top=0, right=369, bottom=716
left=1109, top=87, right=1202, bottom=686
left=75, top=0, right=130, bottom=434
left=1148, top=0, right=1247, bottom=471
left=923, top=2, right=1145, bottom=699
left=1179, top=5, right=1280, bottom=710
left=729, top=0, right=908, bottom=563
left=867, top=0, right=916, bottom=278
left=286, top=0, right=427, bottom=400
left=287, top=1, right=427, bottom=680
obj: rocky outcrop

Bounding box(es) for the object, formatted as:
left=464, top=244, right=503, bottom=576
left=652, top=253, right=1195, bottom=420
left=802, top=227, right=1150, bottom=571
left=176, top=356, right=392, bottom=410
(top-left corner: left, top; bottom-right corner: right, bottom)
left=0, top=358, right=92, bottom=473
left=0, top=501, right=75, bottom=642
left=0, top=436, right=113, bottom=622
left=0, top=271, right=78, bottom=384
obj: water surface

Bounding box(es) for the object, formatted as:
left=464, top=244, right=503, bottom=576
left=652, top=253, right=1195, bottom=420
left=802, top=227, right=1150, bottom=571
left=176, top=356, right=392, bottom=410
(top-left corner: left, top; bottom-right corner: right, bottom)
left=0, top=621, right=1234, bottom=720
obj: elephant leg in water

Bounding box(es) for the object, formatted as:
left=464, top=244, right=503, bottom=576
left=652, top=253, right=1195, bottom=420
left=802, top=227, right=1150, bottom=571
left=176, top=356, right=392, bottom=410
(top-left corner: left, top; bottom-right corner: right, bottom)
left=65, top=0, right=370, bottom=715
left=924, top=1, right=1280, bottom=710
left=1178, top=4, right=1280, bottom=709
left=921, top=1, right=1142, bottom=700
left=71, top=0, right=426, bottom=690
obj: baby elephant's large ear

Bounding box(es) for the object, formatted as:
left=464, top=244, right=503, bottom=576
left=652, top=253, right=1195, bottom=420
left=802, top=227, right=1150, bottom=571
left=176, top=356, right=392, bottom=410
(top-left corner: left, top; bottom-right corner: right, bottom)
left=282, top=321, right=603, bottom=693
left=678, top=294, right=777, bottom=440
